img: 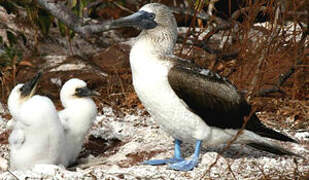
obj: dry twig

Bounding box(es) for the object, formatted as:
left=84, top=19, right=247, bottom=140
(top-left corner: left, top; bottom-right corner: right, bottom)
left=200, top=108, right=256, bottom=179
left=7, top=169, right=21, bottom=180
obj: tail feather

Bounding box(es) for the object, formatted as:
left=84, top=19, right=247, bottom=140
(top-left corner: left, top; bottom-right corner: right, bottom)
left=247, top=114, right=298, bottom=144
left=247, top=141, right=303, bottom=158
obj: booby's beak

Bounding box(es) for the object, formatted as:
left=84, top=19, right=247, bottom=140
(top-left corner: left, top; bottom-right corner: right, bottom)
left=75, top=87, right=100, bottom=97
left=20, top=72, right=42, bottom=98
left=114, top=10, right=157, bottom=30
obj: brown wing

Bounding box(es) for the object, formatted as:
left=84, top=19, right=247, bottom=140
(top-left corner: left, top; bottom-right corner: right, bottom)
left=168, top=63, right=250, bottom=129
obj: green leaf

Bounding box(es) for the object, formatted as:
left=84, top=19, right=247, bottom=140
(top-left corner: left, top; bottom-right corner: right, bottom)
left=6, top=31, right=17, bottom=45
left=71, top=0, right=77, bottom=8
left=58, top=21, right=67, bottom=37
left=0, top=46, right=23, bottom=67
left=69, top=29, right=75, bottom=39
left=37, top=9, right=53, bottom=36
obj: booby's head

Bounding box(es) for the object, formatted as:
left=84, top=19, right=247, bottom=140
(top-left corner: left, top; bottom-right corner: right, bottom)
left=138, top=3, right=177, bottom=31
left=8, top=72, right=42, bottom=117
left=60, top=78, right=97, bottom=108
left=128, top=3, right=178, bottom=54
left=113, top=6, right=157, bottom=30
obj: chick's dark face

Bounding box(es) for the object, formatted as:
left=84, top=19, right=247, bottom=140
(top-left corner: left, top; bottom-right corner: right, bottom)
left=20, top=72, right=42, bottom=98
left=75, top=86, right=93, bottom=97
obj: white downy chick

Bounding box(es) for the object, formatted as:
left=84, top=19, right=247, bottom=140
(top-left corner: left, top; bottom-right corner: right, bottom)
left=8, top=73, right=65, bottom=170
left=58, top=78, right=97, bottom=166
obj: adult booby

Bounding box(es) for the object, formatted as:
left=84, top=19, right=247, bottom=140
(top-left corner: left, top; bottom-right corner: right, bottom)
left=8, top=73, right=65, bottom=170
left=58, top=78, right=97, bottom=167
left=121, top=3, right=299, bottom=171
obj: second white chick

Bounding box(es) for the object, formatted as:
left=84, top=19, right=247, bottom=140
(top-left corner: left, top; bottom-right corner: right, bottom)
left=58, top=78, right=97, bottom=166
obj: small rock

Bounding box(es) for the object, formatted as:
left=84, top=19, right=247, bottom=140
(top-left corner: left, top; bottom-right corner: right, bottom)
left=0, top=157, right=8, bottom=171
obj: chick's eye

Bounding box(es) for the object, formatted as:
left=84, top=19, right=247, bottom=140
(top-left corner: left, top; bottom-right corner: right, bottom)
left=76, top=88, right=82, bottom=94
left=20, top=86, right=25, bottom=92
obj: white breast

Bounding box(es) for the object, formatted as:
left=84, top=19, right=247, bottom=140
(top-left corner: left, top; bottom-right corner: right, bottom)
left=58, top=98, right=97, bottom=166
left=9, top=95, right=65, bottom=170
left=130, top=40, right=211, bottom=142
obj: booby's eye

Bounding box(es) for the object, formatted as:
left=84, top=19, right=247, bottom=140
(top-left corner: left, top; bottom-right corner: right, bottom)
left=148, top=13, right=155, bottom=19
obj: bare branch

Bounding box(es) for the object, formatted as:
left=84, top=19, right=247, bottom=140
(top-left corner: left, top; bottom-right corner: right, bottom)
left=112, top=2, right=135, bottom=14
left=256, top=87, right=286, bottom=97
left=200, top=41, right=240, bottom=61
left=170, top=7, right=210, bottom=21
left=36, top=0, right=137, bottom=39
left=231, top=6, right=268, bottom=20
left=177, top=36, right=240, bottom=61
left=37, top=0, right=84, bottom=34
left=177, top=0, right=203, bottom=56
left=82, top=0, right=104, bottom=18
left=171, top=6, right=232, bottom=28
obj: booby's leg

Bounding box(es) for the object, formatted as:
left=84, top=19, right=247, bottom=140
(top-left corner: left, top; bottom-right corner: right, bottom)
left=143, top=139, right=184, bottom=165
left=168, top=140, right=202, bottom=171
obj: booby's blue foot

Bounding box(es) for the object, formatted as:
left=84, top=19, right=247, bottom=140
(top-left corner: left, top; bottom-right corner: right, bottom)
left=168, top=158, right=199, bottom=171
left=143, top=139, right=184, bottom=165
left=143, top=157, right=184, bottom=165
left=168, top=140, right=202, bottom=171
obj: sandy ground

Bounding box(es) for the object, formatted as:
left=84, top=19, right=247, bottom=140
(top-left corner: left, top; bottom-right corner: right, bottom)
left=0, top=105, right=308, bottom=180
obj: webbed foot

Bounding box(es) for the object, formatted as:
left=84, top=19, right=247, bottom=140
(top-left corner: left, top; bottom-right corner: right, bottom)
left=168, top=158, right=198, bottom=171
left=143, top=157, right=184, bottom=165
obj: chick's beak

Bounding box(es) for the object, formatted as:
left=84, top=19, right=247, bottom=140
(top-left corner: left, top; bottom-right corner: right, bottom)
left=20, top=72, right=42, bottom=98
left=75, top=87, right=100, bottom=97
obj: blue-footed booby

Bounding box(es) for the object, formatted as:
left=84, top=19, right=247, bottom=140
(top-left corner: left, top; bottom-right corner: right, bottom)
left=7, top=73, right=65, bottom=170
left=121, top=3, right=300, bottom=171
left=58, top=78, right=97, bottom=167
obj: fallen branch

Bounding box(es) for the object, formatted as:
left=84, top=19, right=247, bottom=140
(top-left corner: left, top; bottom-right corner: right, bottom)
left=226, top=159, right=237, bottom=180
left=36, top=0, right=139, bottom=39
left=252, top=161, right=269, bottom=179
